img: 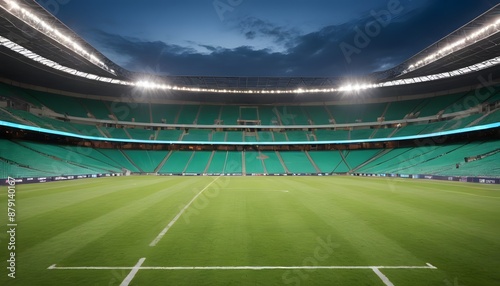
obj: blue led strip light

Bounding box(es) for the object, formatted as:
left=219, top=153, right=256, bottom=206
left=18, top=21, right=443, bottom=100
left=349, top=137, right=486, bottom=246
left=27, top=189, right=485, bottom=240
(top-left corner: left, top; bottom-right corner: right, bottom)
left=2, top=121, right=499, bottom=145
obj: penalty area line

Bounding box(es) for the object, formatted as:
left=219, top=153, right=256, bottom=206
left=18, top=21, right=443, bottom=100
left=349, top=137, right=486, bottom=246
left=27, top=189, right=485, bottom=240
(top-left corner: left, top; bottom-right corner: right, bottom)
left=119, top=258, right=145, bottom=286
left=426, top=263, right=437, bottom=269
left=149, top=176, right=221, bottom=247
left=371, top=267, right=394, bottom=286
left=48, top=263, right=438, bottom=271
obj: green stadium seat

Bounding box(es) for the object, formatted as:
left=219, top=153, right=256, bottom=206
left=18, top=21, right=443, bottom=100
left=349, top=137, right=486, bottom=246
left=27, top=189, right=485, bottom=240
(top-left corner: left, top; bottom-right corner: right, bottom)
left=308, top=151, right=344, bottom=173
left=123, top=150, right=168, bottom=172
left=220, top=106, right=239, bottom=125
left=206, top=151, right=227, bottom=174
left=80, top=98, right=111, bottom=120
left=280, top=151, right=317, bottom=173
left=281, top=106, right=309, bottom=125
left=97, top=149, right=140, bottom=172
left=182, top=129, right=211, bottom=141
left=184, top=151, right=212, bottom=173
left=160, top=151, right=193, bottom=173
left=244, top=151, right=265, bottom=174
left=150, top=104, right=180, bottom=124
left=127, top=128, right=156, bottom=140
left=157, top=129, right=183, bottom=141
left=303, top=106, right=331, bottom=125
left=197, top=105, right=221, bottom=125
left=260, top=151, right=286, bottom=174
left=177, top=105, right=200, bottom=124
left=226, top=131, right=243, bottom=142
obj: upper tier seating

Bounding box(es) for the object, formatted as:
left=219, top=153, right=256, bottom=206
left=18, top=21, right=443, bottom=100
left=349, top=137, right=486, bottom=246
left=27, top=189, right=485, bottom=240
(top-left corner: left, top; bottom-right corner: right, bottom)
left=4, top=83, right=498, bottom=127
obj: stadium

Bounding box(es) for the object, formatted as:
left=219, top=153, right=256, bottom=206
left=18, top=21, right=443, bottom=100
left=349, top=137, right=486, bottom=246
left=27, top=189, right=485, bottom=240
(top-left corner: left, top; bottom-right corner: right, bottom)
left=0, top=0, right=499, bottom=285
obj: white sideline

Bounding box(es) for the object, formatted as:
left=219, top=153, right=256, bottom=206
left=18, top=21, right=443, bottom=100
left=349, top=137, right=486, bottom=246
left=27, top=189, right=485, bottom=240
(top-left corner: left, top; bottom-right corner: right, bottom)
left=48, top=264, right=437, bottom=271
left=119, top=258, right=145, bottom=286
left=149, top=176, right=221, bottom=247
left=371, top=267, right=394, bottom=286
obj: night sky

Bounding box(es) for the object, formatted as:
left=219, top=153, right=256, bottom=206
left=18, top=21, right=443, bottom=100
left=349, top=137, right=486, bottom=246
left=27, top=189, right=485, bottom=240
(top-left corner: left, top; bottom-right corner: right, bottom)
left=36, top=0, right=499, bottom=77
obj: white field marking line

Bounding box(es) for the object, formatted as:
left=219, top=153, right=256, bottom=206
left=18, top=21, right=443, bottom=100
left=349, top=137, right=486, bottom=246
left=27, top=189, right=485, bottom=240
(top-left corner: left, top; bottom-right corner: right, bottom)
left=386, top=177, right=500, bottom=190
left=221, top=188, right=289, bottom=192
left=426, top=263, right=437, bottom=269
left=219, top=188, right=260, bottom=190
left=414, top=185, right=500, bottom=199
left=149, top=176, right=221, bottom=247
left=371, top=267, right=395, bottom=286
left=48, top=264, right=437, bottom=271
left=119, top=258, right=145, bottom=286
left=434, top=189, right=500, bottom=199
left=364, top=177, right=500, bottom=199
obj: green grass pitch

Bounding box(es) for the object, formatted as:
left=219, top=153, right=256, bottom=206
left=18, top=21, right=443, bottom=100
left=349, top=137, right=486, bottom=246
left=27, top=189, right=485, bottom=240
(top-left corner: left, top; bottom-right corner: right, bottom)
left=0, top=176, right=499, bottom=285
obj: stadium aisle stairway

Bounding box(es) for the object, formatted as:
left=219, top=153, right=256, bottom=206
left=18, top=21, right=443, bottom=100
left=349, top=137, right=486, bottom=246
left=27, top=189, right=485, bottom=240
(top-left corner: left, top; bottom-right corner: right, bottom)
left=260, top=151, right=286, bottom=174
left=244, top=151, right=266, bottom=174
left=206, top=151, right=228, bottom=174
left=279, top=151, right=317, bottom=173
left=159, top=151, right=193, bottom=174
left=123, top=150, right=169, bottom=173
left=184, top=151, right=212, bottom=174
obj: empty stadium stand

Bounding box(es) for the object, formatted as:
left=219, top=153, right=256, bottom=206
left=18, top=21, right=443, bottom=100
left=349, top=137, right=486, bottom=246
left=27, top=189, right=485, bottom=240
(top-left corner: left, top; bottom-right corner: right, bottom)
left=3, top=83, right=499, bottom=134
left=1, top=138, right=499, bottom=179
left=1, top=81, right=499, bottom=180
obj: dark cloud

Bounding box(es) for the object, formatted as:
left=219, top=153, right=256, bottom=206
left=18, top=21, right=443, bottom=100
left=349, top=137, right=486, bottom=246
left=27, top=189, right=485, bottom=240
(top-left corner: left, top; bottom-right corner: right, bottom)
left=245, top=31, right=256, bottom=40
left=198, top=44, right=218, bottom=53
left=237, top=17, right=301, bottom=49
left=85, top=1, right=498, bottom=77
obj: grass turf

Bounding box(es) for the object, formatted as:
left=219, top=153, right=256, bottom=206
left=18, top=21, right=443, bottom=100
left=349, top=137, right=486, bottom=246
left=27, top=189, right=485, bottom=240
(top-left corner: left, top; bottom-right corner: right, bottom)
left=0, top=176, right=499, bottom=285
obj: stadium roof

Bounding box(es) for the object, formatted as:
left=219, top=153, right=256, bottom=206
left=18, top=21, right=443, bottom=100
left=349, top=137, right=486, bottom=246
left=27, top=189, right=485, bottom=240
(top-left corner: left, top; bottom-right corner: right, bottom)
left=383, top=3, right=500, bottom=80
left=0, top=0, right=124, bottom=78
left=0, top=0, right=499, bottom=103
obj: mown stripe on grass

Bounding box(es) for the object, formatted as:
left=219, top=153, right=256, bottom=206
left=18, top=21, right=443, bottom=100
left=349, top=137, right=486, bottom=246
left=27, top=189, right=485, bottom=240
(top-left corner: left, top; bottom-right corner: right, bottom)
left=14, top=177, right=211, bottom=266
left=150, top=176, right=221, bottom=246
left=300, top=177, right=500, bottom=285
left=283, top=178, right=427, bottom=265
left=17, top=177, right=178, bottom=220
left=16, top=178, right=190, bottom=253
